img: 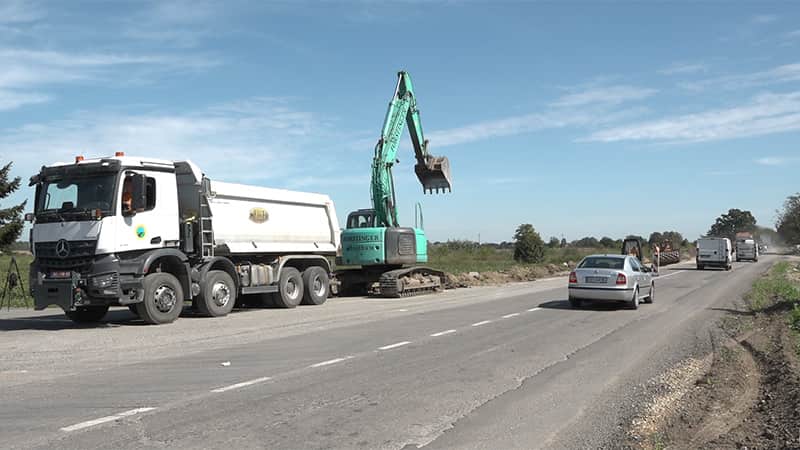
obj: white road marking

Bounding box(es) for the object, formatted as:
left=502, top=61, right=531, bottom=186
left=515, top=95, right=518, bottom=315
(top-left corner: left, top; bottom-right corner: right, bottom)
left=471, top=320, right=492, bottom=327
left=61, top=407, right=156, bottom=432
left=527, top=307, right=541, bottom=312
left=502, top=313, right=520, bottom=319
left=210, top=376, right=272, bottom=393
left=655, top=271, right=681, bottom=280
left=378, top=341, right=411, bottom=350
left=394, top=309, right=409, bottom=312
left=310, top=357, right=352, bottom=368
left=430, top=329, right=457, bottom=337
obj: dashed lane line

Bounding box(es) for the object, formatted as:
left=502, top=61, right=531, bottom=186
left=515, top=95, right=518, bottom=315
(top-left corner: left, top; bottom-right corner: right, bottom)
left=430, top=329, right=457, bottom=337
left=210, top=376, right=272, bottom=393
left=471, top=320, right=492, bottom=327
left=378, top=341, right=412, bottom=350
left=310, top=357, right=353, bottom=368
left=61, top=407, right=157, bottom=432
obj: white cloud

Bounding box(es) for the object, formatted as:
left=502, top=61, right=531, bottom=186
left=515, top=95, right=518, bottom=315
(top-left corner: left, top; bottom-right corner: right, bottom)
left=585, top=91, right=800, bottom=143
left=0, top=0, right=43, bottom=24
left=550, top=85, right=657, bottom=107
left=755, top=156, right=799, bottom=166
left=428, top=106, right=648, bottom=148
left=681, top=62, right=800, bottom=91
left=785, top=30, right=800, bottom=39
left=752, top=14, right=778, bottom=24
left=0, top=47, right=218, bottom=111
left=0, top=89, right=50, bottom=110
left=659, top=62, right=709, bottom=75
left=0, top=98, right=339, bottom=184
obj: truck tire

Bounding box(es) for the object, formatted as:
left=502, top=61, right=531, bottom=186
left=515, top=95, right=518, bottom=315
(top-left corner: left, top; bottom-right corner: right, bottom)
left=196, top=270, right=236, bottom=317
left=274, top=267, right=303, bottom=308
left=66, top=305, right=109, bottom=323
left=135, top=272, right=184, bottom=324
left=301, top=267, right=329, bottom=306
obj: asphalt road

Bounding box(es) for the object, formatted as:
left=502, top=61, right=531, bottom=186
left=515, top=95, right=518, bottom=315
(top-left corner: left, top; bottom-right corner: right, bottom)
left=0, top=256, right=778, bottom=449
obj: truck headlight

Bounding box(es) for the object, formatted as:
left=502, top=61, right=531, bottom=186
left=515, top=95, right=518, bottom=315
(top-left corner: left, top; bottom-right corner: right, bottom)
left=90, top=273, right=117, bottom=289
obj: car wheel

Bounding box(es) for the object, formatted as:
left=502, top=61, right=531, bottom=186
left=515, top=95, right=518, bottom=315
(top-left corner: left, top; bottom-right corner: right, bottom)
left=628, top=287, right=639, bottom=310
left=568, top=296, right=581, bottom=308
left=646, top=283, right=654, bottom=303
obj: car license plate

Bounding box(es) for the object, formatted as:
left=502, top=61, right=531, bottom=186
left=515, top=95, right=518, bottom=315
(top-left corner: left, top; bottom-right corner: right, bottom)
left=48, top=271, right=71, bottom=279
left=585, top=276, right=607, bottom=283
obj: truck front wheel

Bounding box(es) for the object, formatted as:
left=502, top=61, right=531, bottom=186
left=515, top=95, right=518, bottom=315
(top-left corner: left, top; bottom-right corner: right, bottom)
left=301, top=267, right=329, bottom=306
left=196, top=270, right=236, bottom=317
left=274, top=267, right=303, bottom=308
left=66, top=305, right=109, bottom=323
left=135, top=273, right=184, bottom=324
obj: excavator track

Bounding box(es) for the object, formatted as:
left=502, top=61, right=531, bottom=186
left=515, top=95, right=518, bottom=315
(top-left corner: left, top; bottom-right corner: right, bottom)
left=375, top=267, right=445, bottom=298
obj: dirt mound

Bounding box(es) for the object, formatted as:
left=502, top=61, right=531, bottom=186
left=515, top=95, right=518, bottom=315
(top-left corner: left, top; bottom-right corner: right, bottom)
left=627, top=312, right=800, bottom=449
left=445, top=263, right=571, bottom=288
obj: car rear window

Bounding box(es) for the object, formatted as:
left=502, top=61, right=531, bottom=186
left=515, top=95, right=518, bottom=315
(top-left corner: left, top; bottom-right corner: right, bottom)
left=578, top=257, right=625, bottom=270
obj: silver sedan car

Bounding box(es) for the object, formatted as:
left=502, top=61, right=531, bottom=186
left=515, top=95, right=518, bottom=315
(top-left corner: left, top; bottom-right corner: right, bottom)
left=568, top=254, right=654, bottom=309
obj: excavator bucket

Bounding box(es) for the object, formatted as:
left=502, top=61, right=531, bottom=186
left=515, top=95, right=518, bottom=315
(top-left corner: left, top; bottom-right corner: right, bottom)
left=414, top=156, right=452, bottom=194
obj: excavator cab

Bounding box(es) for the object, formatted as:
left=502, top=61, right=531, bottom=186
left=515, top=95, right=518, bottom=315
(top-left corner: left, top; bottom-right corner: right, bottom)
left=415, top=155, right=452, bottom=194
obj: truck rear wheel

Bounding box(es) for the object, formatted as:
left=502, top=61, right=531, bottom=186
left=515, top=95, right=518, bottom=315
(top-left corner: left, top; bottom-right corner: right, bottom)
left=196, top=270, right=236, bottom=317
left=274, top=267, right=303, bottom=308
left=135, top=272, right=184, bottom=324
left=301, top=267, right=329, bottom=306
left=66, top=305, right=109, bottom=323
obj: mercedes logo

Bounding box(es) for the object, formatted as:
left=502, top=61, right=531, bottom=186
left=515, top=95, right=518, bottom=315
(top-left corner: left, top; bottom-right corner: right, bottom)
left=55, top=239, right=70, bottom=258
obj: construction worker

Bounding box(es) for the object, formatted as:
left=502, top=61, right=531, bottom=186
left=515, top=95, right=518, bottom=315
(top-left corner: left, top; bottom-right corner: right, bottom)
left=121, top=178, right=133, bottom=214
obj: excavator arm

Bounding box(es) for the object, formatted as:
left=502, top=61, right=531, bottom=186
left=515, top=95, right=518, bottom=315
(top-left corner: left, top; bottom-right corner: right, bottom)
left=371, top=71, right=453, bottom=228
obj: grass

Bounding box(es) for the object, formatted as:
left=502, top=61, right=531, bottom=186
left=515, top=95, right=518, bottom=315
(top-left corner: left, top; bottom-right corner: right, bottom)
left=0, top=252, right=33, bottom=308
left=428, top=244, right=620, bottom=275
left=743, top=260, right=800, bottom=356
left=745, top=261, right=800, bottom=311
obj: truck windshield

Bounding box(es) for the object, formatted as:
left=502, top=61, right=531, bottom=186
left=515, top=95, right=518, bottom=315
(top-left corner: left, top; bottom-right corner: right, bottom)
left=36, top=174, right=118, bottom=221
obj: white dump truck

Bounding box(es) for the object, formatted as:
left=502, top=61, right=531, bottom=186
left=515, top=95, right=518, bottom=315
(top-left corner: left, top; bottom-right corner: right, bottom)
left=27, top=153, right=340, bottom=324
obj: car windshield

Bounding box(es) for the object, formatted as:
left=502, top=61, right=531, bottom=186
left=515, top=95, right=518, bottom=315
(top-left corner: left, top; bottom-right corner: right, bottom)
left=579, top=257, right=625, bottom=270
left=36, top=174, right=117, bottom=219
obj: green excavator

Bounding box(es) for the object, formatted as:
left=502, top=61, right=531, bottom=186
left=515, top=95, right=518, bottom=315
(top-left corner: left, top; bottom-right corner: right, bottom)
left=336, top=71, right=453, bottom=297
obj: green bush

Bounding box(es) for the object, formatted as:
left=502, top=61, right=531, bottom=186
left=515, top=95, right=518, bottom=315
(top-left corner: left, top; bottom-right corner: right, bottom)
left=513, top=224, right=545, bottom=264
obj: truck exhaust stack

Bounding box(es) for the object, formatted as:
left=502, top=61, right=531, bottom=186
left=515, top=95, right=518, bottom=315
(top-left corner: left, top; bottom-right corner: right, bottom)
left=415, top=155, right=452, bottom=194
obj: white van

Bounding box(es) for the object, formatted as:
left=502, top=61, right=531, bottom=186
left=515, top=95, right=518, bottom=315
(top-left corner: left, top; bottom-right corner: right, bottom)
left=735, top=238, right=759, bottom=262
left=696, top=237, right=732, bottom=270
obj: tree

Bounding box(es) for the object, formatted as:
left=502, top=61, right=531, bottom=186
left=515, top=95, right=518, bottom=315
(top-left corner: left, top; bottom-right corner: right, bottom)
left=599, top=237, right=616, bottom=248
left=708, top=209, right=757, bottom=241
left=777, top=194, right=800, bottom=245
left=547, top=236, right=560, bottom=248
left=0, top=162, right=26, bottom=249
left=513, top=224, right=545, bottom=263
left=572, top=236, right=600, bottom=248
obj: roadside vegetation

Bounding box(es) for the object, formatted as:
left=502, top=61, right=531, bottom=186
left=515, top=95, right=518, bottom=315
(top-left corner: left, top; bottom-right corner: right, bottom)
left=745, top=261, right=800, bottom=352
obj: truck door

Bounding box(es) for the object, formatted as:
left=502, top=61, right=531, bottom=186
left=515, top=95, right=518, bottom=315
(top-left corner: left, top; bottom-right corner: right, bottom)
left=116, top=170, right=180, bottom=253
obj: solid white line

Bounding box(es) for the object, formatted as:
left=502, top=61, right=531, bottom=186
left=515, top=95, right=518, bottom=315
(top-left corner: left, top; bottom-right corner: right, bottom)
left=310, top=357, right=352, bottom=368
left=378, top=341, right=411, bottom=350
left=527, top=307, right=541, bottom=312
left=61, top=407, right=156, bottom=432
left=210, top=376, right=272, bottom=393
left=502, top=313, right=520, bottom=319
left=471, top=320, right=492, bottom=327
left=430, top=329, right=457, bottom=337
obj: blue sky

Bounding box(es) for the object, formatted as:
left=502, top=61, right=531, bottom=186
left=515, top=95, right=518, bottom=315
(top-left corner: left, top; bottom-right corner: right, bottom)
left=1, top=1, right=799, bottom=243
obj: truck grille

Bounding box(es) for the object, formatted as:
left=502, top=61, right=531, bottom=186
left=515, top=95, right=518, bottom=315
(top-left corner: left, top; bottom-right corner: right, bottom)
left=35, top=240, right=97, bottom=272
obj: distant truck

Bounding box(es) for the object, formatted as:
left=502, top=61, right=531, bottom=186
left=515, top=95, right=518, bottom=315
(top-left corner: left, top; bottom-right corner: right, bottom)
left=735, top=238, right=759, bottom=262
left=27, top=153, right=340, bottom=324
left=696, top=237, right=732, bottom=270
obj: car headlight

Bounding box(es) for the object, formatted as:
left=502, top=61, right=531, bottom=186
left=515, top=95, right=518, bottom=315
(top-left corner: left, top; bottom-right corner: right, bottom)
left=90, top=273, right=117, bottom=289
